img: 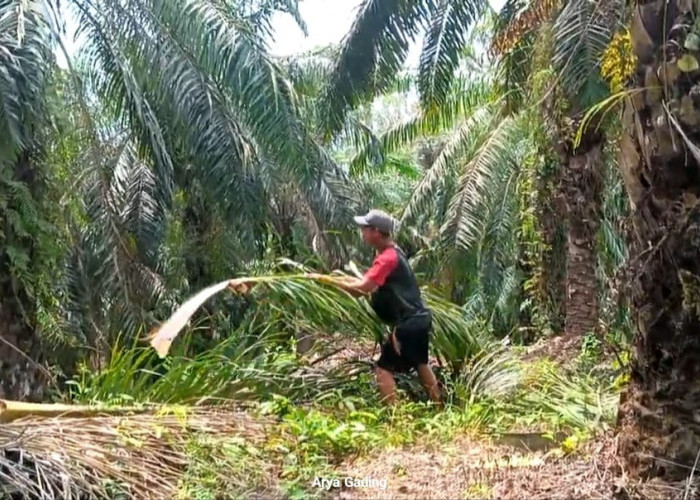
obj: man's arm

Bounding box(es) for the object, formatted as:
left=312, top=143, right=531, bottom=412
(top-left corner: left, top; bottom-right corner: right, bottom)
left=310, top=247, right=396, bottom=297
left=309, top=274, right=376, bottom=296
left=330, top=276, right=378, bottom=296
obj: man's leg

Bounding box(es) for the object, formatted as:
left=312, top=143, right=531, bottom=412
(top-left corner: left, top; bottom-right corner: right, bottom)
left=376, top=337, right=399, bottom=405
left=376, top=366, right=397, bottom=405
left=397, top=316, right=442, bottom=404
left=416, top=364, right=442, bottom=405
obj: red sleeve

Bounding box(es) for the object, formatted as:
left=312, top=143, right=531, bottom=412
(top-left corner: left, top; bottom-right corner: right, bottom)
left=364, top=248, right=399, bottom=286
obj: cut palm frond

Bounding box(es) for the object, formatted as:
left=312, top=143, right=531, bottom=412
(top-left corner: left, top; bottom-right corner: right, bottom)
left=149, top=273, right=360, bottom=358
left=453, top=344, right=522, bottom=404
left=148, top=262, right=494, bottom=382
left=513, top=366, right=618, bottom=432
left=0, top=399, right=150, bottom=423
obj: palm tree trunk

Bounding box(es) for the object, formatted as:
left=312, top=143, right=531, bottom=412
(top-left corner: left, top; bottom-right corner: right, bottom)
left=538, top=173, right=567, bottom=333
left=616, top=0, right=700, bottom=479
left=558, top=134, right=604, bottom=337
left=0, top=289, right=46, bottom=402
left=0, top=157, right=47, bottom=402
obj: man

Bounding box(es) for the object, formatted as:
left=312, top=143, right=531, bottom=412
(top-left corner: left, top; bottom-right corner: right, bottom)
left=329, top=209, right=441, bottom=406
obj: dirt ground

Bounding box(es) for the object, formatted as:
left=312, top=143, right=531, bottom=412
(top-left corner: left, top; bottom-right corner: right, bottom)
left=325, top=432, right=699, bottom=500
left=327, top=433, right=618, bottom=500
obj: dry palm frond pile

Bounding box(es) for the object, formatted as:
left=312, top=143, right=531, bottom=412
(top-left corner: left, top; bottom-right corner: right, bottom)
left=0, top=406, right=270, bottom=499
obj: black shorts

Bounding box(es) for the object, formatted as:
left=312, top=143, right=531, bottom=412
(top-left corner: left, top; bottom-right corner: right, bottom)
left=376, top=313, right=431, bottom=373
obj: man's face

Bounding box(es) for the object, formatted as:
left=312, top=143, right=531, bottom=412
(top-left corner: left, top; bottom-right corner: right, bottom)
left=360, top=225, right=381, bottom=245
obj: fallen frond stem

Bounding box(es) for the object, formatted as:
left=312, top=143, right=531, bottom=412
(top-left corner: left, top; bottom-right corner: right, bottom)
left=0, top=399, right=153, bottom=423
left=0, top=405, right=270, bottom=499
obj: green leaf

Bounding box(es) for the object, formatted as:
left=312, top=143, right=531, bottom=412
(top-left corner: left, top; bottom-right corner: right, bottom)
left=320, top=0, right=432, bottom=138
left=678, top=54, right=699, bottom=72
left=418, top=0, right=487, bottom=110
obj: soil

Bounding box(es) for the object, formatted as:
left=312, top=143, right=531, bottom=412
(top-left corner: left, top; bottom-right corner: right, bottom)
left=324, top=432, right=613, bottom=500
left=324, top=431, right=699, bottom=500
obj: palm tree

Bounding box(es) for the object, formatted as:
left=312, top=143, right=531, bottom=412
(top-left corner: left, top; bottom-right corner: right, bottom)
left=614, top=0, right=700, bottom=480
left=493, top=0, right=626, bottom=338
left=326, top=0, right=620, bottom=338
left=0, top=0, right=359, bottom=399
left=0, top=0, right=56, bottom=401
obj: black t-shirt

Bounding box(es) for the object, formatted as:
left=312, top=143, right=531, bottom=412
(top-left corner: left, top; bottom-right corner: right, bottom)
left=364, top=244, right=429, bottom=326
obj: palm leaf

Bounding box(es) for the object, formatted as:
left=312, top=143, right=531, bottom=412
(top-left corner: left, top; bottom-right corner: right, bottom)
left=399, top=104, right=497, bottom=227
left=320, top=0, right=432, bottom=139
left=0, top=0, right=52, bottom=162
left=552, top=0, right=621, bottom=108
left=418, top=0, right=487, bottom=110
left=349, top=76, right=494, bottom=175
left=456, top=345, right=521, bottom=403
left=149, top=273, right=361, bottom=358
left=72, top=0, right=177, bottom=204
left=438, top=114, right=519, bottom=253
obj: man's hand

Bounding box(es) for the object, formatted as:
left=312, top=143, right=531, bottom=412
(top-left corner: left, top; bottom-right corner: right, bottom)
left=336, top=276, right=378, bottom=296
left=228, top=280, right=257, bottom=294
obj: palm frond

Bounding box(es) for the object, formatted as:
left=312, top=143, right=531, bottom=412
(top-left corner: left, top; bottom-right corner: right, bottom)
left=240, top=0, right=308, bottom=39
left=455, top=345, right=521, bottom=404
left=552, top=0, right=621, bottom=108
left=399, top=104, right=498, bottom=227
left=514, top=365, right=618, bottom=432
left=418, top=0, right=487, bottom=110
left=320, top=0, right=432, bottom=139
left=0, top=0, right=52, bottom=162
left=148, top=260, right=496, bottom=380
left=72, top=0, right=177, bottom=205
left=112, top=149, right=165, bottom=263
left=57, top=136, right=168, bottom=350
left=349, top=76, right=494, bottom=175
left=437, top=115, right=519, bottom=253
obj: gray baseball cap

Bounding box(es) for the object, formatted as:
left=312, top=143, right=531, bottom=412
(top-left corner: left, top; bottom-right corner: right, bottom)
left=353, top=209, right=396, bottom=234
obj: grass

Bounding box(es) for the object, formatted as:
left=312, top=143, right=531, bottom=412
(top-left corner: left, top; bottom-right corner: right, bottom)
left=170, top=351, right=621, bottom=499
left=3, top=347, right=621, bottom=500
left=37, top=272, right=625, bottom=499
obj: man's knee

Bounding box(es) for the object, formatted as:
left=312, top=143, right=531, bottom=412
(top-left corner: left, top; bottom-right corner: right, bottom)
left=416, top=363, right=434, bottom=375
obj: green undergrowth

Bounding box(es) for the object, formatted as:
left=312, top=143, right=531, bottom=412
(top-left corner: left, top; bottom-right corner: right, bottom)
left=177, top=392, right=479, bottom=500
left=175, top=354, right=621, bottom=499
left=64, top=321, right=624, bottom=499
